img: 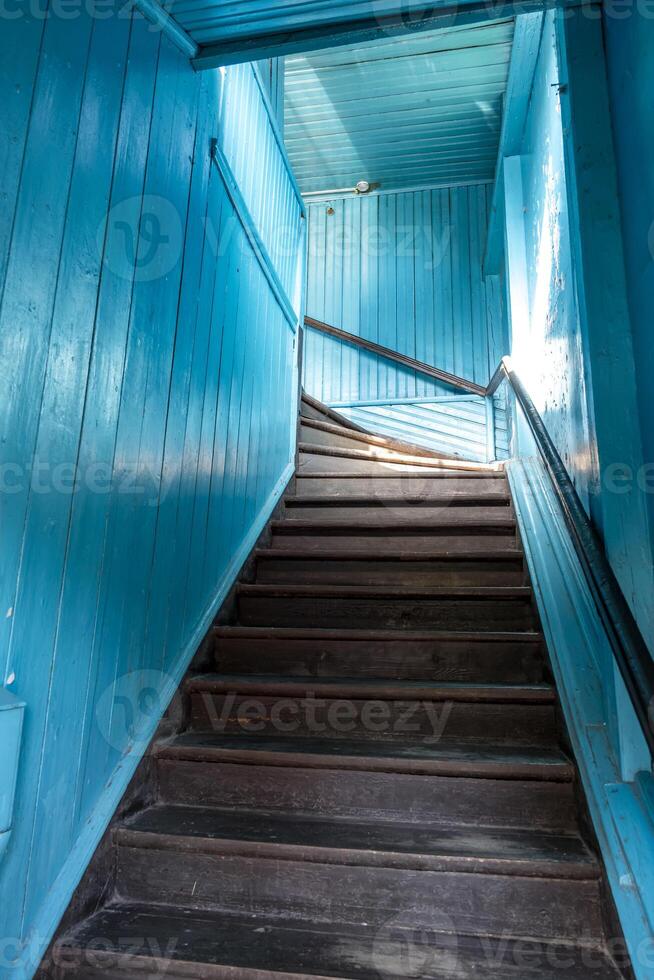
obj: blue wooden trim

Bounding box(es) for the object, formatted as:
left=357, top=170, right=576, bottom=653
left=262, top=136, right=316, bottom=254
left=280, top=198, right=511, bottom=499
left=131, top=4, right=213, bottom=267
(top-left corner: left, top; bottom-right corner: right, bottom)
left=508, top=457, right=654, bottom=979
left=328, top=395, right=482, bottom=408
left=484, top=12, right=544, bottom=275
left=191, top=0, right=576, bottom=70
left=303, top=179, right=493, bottom=204
left=485, top=395, right=496, bottom=462
left=210, top=141, right=299, bottom=332
left=249, top=65, right=305, bottom=216
left=132, top=0, right=198, bottom=58
left=10, top=461, right=294, bottom=980
left=502, top=155, right=530, bottom=343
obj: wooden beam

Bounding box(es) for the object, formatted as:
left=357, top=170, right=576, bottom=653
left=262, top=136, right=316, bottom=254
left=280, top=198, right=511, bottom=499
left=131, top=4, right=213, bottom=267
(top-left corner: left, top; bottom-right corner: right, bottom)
left=304, top=317, right=487, bottom=396
left=192, top=0, right=569, bottom=71
left=132, top=0, right=198, bottom=58
left=484, top=12, right=545, bottom=275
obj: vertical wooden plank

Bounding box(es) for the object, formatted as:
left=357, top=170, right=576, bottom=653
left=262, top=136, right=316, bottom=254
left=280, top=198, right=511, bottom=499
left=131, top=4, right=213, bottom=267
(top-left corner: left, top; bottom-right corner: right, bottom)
left=503, top=156, right=530, bottom=357
left=469, top=184, right=487, bottom=384
left=440, top=187, right=454, bottom=378
left=0, top=10, right=46, bottom=303
left=183, top=175, right=230, bottom=634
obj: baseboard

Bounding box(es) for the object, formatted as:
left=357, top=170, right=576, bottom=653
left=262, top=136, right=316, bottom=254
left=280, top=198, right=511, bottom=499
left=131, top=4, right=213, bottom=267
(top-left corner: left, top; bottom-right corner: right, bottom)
left=508, top=457, right=654, bottom=980
left=18, top=459, right=295, bottom=980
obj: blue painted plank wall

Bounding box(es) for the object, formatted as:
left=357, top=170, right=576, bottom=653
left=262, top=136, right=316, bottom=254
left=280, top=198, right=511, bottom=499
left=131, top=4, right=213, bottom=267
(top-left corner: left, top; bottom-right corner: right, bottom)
left=503, top=11, right=654, bottom=645
left=0, top=8, right=302, bottom=976
left=303, top=184, right=508, bottom=404
left=508, top=15, right=597, bottom=512
left=603, top=12, right=654, bottom=563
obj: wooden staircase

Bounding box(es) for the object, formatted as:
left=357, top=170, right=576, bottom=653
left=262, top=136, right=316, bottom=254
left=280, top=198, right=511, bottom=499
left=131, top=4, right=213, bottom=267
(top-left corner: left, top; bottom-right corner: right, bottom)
left=49, top=397, right=627, bottom=979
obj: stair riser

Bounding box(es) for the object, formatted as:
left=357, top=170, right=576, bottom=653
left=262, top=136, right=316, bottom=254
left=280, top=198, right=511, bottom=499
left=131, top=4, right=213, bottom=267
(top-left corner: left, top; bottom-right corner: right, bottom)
left=271, top=532, right=518, bottom=554
left=285, top=503, right=512, bottom=523
left=213, top=636, right=546, bottom=683
left=237, top=596, right=538, bottom=631
left=188, top=692, right=556, bottom=743
left=294, top=476, right=508, bottom=497
left=115, top=847, right=604, bottom=941
left=256, top=557, right=525, bottom=587
left=158, top=761, right=578, bottom=831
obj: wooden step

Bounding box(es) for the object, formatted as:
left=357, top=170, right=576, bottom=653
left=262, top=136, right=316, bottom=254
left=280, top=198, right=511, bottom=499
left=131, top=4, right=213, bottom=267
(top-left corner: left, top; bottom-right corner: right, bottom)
left=55, top=904, right=625, bottom=979
left=112, top=807, right=603, bottom=940
left=212, top=627, right=547, bottom=683
left=187, top=674, right=555, bottom=703
left=236, top=584, right=538, bottom=631
left=270, top=518, right=518, bottom=554
left=254, top=549, right=526, bottom=587
left=285, top=495, right=512, bottom=522
left=158, top=732, right=573, bottom=781
left=298, top=443, right=499, bottom=475
left=158, top=756, right=578, bottom=831
left=116, top=804, right=597, bottom=879
left=186, top=675, right=557, bottom=743
left=275, top=514, right=516, bottom=531
left=295, top=474, right=508, bottom=502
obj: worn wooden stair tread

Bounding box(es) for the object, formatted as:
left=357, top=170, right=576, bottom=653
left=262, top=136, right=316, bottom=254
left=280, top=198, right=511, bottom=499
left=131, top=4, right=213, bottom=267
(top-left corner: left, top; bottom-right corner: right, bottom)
left=238, top=584, right=532, bottom=599
left=257, top=548, right=523, bottom=561
left=287, top=493, right=511, bottom=506
left=273, top=515, right=516, bottom=531
left=297, top=469, right=507, bottom=480
left=158, top=733, right=574, bottom=780
left=57, top=904, right=624, bottom=979
left=299, top=442, right=500, bottom=471
left=213, top=626, right=545, bottom=643
left=117, top=804, right=598, bottom=879
left=187, top=674, right=555, bottom=703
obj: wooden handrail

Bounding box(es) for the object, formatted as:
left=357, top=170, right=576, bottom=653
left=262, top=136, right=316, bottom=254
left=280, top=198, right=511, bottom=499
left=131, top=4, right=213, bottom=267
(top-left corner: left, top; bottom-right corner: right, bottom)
left=304, top=317, right=487, bottom=397
left=495, top=356, right=654, bottom=760
left=303, top=313, right=654, bottom=760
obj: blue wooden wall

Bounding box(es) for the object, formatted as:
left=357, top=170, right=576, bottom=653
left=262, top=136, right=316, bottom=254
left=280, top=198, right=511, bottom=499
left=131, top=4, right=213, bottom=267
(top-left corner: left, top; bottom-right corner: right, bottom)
left=603, top=12, right=654, bottom=562
left=0, top=9, right=303, bottom=976
left=303, top=184, right=507, bottom=405
left=502, top=11, right=654, bottom=644
left=504, top=17, right=597, bottom=511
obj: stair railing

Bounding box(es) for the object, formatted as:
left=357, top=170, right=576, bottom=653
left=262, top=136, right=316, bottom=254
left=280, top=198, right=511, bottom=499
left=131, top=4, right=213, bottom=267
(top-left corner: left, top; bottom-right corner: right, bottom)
left=304, top=316, right=654, bottom=759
